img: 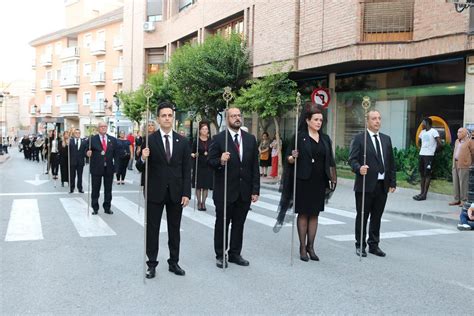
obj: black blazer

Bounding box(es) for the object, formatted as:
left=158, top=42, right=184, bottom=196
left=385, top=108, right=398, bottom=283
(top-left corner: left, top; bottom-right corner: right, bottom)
left=208, top=129, right=260, bottom=203
left=136, top=130, right=191, bottom=204
left=89, top=134, right=119, bottom=176
left=348, top=131, right=396, bottom=193
left=290, top=130, right=337, bottom=184
left=69, top=137, right=87, bottom=167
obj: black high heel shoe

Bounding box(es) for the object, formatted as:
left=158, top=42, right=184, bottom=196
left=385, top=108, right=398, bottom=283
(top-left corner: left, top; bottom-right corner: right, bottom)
left=306, top=246, right=319, bottom=261
left=300, top=247, right=309, bottom=262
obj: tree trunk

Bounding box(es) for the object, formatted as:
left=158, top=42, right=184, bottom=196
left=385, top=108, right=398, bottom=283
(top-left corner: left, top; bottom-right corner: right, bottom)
left=273, top=116, right=283, bottom=181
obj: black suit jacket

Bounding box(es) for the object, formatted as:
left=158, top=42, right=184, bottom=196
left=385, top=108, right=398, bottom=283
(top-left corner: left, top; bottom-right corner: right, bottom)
left=89, top=134, right=119, bottom=176
left=291, top=130, right=337, bottom=183
left=348, top=131, right=396, bottom=193
left=136, top=130, right=191, bottom=204
left=208, top=129, right=260, bottom=203
left=69, top=137, right=87, bottom=167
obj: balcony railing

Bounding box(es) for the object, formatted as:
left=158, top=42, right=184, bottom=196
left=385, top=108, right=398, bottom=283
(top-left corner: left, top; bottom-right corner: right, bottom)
left=40, top=103, right=52, bottom=114
left=112, top=67, right=123, bottom=83
left=91, top=101, right=106, bottom=114
left=40, top=54, right=52, bottom=66
left=90, top=41, right=106, bottom=56
left=40, top=79, right=53, bottom=91
left=60, top=102, right=79, bottom=114
left=60, top=75, right=80, bottom=89
left=90, top=72, right=106, bottom=85
left=60, top=47, right=80, bottom=61
left=113, top=36, right=123, bottom=50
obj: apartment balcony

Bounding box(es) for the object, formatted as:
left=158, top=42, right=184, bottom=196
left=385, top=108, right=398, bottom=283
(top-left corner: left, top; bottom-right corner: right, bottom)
left=40, top=79, right=53, bottom=91
left=112, top=67, right=123, bottom=83
left=90, top=41, right=106, bottom=56
left=40, top=103, right=52, bottom=114
left=91, top=100, right=107, bottom=114
left=60, top=47, right=80, bottom=61
left=60, top=102, right=79, bottom=115
left=113, top=36, right=123, bottom=51
left=40, top=54, right=52, bottom=67
left=60, top=75, right=80, bottom=89
left=90, top=72, right=106, bottom=86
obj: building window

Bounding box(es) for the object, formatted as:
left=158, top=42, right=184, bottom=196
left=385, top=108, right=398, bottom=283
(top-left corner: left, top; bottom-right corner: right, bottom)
left=55, top=69, right=61, bottom=81
left=83, top=63, right=91, bottom=76
left=147, top=0, right=163, bottom=22
left=45, top=95, right=52, bottom=105
left=147, top=48, right=165, bottom=75
left=84, top=33, right=92, bottom=48
left=83, top=92, right=91, bottom=106
left=179, top=0, right=196, bottom=12
left=55, top=94, right=62, bottom=107
left=361, top=0, right=414, bottom=42
left=214, top=17, right=244, bottom=38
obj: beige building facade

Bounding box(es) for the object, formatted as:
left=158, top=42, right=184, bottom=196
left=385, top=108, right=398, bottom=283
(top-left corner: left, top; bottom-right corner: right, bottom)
left=30, top=7, right=126, bottom=136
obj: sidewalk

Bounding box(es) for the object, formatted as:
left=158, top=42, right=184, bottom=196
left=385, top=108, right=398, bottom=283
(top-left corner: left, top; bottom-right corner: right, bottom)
left=0, top=153, right=10, bottom=163
left=260, top=176, right=461, bottom=226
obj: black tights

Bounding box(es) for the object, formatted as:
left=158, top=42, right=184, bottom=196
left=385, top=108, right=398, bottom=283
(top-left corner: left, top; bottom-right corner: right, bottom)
left=196, top=188, right=208, bottom=207
left=297, top=214, right=319, bottom=256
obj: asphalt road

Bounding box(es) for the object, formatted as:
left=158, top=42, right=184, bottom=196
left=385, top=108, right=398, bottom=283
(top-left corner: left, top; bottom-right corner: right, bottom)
left=1, top=151, right=472, bottom=315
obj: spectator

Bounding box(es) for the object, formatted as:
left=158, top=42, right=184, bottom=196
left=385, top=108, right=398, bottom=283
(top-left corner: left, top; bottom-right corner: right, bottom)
left=413, top=117, right=441, bottom=201
left=269, top=134, right=281, bottom=178
left=259, top=132, right=271, bottom=177
left=450, top=128, right=474, bottom=206
left=126, top=132, right=135, bottom=170
left=457, top=205, right=474, bottom=230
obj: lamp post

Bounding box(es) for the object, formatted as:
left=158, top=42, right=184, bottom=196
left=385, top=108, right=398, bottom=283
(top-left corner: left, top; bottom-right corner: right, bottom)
left=114, top=92, right=120, bottom=137
left=0, top=92, right=8, bottom=155
left=33, top=104, right=39, bottom=135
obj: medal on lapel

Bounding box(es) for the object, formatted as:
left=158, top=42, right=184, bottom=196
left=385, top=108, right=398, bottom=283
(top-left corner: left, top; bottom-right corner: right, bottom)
left=101, top=150, right=105, bottom=155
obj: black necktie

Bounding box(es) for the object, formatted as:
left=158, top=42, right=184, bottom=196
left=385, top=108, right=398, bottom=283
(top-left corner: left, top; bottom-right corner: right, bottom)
left=164, top=135, right=171, bottom=162
left=234, top=133, right=240, bottom=152
left=373, top=134, right=385, bottom=173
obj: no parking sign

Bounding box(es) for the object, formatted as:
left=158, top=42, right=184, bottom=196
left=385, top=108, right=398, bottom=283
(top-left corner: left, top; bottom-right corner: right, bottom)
left=311, top=88, right=331, bottom=109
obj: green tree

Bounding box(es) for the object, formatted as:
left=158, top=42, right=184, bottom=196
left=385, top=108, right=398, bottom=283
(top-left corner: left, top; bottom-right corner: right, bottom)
left=168, top=33, right=250, bottom=129
left=121, top=72, right=173, bottom=128
left=235, top=64, right=298, bottom=179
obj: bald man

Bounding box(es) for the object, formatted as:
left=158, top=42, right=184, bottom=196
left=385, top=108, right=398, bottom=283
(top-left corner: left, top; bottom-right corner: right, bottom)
left=450, top=128, right=474, bottom=206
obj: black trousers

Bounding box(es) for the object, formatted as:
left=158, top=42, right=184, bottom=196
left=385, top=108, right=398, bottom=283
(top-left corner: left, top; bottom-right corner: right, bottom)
left=355, top=180, right=388, bottom=249
left=214, top=195, right=251, bottom=259
left=70, top=164, right=84, bottom=191
left=91, top=172, right=113, bottom=211
left=116, top=157, right=129, bottom=181
left=146, top=189, right=183, bottom=268
left=50, top=153, right=59, bottom=175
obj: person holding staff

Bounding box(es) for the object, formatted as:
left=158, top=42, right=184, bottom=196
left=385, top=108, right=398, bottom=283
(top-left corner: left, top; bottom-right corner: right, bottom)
left=191, top=121, right=213, bottom=211
left=69, top=129, right=87, bottom=193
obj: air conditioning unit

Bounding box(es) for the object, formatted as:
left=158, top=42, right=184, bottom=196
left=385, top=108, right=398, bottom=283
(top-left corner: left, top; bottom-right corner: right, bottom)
left=143, top=22, right=155, bottom=32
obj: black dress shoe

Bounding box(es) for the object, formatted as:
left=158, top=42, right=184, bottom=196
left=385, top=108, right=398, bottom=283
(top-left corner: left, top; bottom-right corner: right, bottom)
left=306, top=247, right=320, bottom=261
left=145, top=267, right=156, bottom=279
left=355, top=248, right=367, bottom=257
left=216, top=257, right=228, bottom=269
left=228, top=255, right=249, bottom=266
left=369, top=247, right=386, bottom=257
left=69, top=191, right=73, bottom=194
left=168, top=262, right=185, bottom=276
left=92, top=210, right=98, bottom=215
left=104, top=209, right=113, bottom=215
left=78, top=190, right=84, bottom=193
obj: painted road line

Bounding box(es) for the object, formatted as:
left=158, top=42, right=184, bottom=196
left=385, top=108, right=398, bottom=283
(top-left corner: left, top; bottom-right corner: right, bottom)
left=5, top=199, right=43, bottom=241
left=325, top=228, right=458, bottom=241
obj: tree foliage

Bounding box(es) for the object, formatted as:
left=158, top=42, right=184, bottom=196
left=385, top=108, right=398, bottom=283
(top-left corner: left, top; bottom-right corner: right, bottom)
left=168, top=33, right=250, bottom=127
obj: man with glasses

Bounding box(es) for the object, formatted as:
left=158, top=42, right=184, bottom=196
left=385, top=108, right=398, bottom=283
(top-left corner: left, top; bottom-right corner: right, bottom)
left=86, top=122, right=119, bottom=215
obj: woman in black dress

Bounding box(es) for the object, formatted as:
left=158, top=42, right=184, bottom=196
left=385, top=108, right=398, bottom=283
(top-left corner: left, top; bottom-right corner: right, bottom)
left=116, top=131, right=132, bottom=185
left=287, top=105, right=337, bottom=261
left=191, top=121, right=213, bottom=211
left=58, top=130, right=70, bottom=187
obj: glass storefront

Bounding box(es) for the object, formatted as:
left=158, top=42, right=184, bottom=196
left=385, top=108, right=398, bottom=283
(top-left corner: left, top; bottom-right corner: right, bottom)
left=332, top=59, right=465, bottom=150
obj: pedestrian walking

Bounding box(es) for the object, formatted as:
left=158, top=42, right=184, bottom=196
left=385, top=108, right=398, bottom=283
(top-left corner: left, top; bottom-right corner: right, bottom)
left=58, top=131, right=70, bottom=187
left=348, top=109, right=396, bottom=257
left=136, top=102, right=191, bottom=279
left=86, top=121, right=119, bottom=215
left=116, top=131, right=132, bottom=185
left=191, top=121, right=213, bottom=211
left=46, top=131, right=60, bottom=179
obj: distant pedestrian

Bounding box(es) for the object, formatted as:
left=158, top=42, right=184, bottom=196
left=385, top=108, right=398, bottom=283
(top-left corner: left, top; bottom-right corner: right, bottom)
left=116, top=131, right=132, bottom=185
left=191, top=121, right=213, bottom=211
left=126, top=132, right=135, bottom=170
left=269, top=134, right=281, bottom=178
left=58, top=131, right=70, bottom=187
left=69, top=129, right=87, bottom=193
left=413, top=117, right=441, bottom=201
left=450, top=128, right=474, bottom=206
left=259, top=132, right=271, bottom=177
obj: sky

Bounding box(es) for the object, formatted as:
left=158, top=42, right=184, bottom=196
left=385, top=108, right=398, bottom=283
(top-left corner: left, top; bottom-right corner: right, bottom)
left=0, top=0, right=64, bottom=83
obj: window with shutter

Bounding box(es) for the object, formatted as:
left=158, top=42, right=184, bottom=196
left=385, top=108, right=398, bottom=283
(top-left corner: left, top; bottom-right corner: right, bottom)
left=362, top=0, right=414, bottom=42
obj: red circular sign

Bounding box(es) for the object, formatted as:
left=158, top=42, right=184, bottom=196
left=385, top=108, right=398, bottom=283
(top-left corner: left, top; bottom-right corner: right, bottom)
left=311, top=88, right=331, bottom=109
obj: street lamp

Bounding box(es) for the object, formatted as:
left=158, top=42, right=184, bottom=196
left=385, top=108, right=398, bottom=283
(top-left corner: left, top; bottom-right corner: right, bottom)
left=0, top=92, right=8, bottom=155
left=33, top=104, right=39, bottom=134
left=113, top=92, right=120, bottom=137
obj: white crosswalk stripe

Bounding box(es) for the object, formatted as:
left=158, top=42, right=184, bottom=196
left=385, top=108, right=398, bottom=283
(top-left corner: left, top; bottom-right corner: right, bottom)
left=111, top=196, right=170, bottom=233
left=5, top=199, right=43, bottom=241
left=60, top=198, right=116, bottom=238
left=325, top=228, right=458, bottom=241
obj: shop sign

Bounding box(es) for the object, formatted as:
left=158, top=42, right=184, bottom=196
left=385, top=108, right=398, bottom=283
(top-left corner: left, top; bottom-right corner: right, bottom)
left=311, top=88, right=331, bottom=109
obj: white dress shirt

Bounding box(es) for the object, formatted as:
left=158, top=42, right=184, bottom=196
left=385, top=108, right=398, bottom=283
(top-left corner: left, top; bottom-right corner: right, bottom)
left=228, top=128, right=243, bottom=160
left=367, top=129, right=385, bottom=180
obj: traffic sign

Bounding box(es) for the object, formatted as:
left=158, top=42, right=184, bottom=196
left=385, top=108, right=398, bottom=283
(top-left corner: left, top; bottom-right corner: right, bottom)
left=311, top=88, right=331, bottom=109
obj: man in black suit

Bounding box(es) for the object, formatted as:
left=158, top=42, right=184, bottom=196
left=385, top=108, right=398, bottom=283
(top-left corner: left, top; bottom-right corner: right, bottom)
left=69, top=129, right=87, bottom=193
left=137, top=102, right=191, bottom=279
left=208, top=107, right=260, bottom=269
left=349, top=110, right=396, bottom=258
left=86, top=122, right=118, bottom=215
